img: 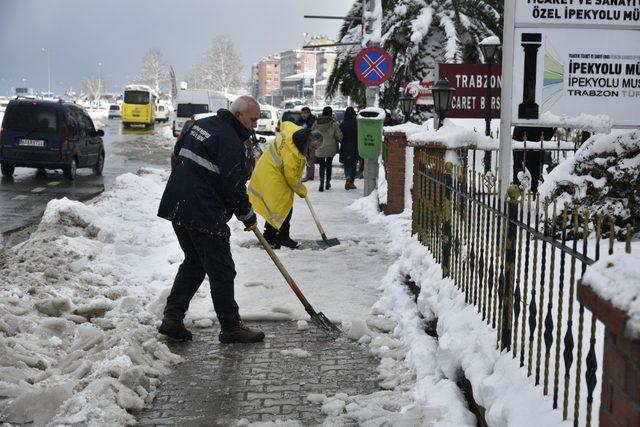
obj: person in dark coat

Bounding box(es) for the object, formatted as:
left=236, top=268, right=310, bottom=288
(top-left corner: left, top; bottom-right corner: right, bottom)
left=299, top=107, right=317, bottom=181
left=157, top=95, right=265, bottom=344
left=339, top=107, right=358, bottom=190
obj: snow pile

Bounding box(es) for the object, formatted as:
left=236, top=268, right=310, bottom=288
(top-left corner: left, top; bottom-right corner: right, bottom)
left=0, top=169, right=182, bottom=425
left=408, top=119, right=497, bottom=149
left=384, top=119, right=498, bottom=150
left=383, top=121, right=425, bottom=136
left=539, top=129, right=640, bottom=236
left=582, top=253, right=640, bottom=339
left=538, top=111, right=614, bottom=134
left=348, top=191, right=571, bottom=426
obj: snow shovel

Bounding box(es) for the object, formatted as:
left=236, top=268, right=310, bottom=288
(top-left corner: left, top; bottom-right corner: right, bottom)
left=304, top=197, right=340, bottom=249
left=253, top=228, right=341, bottom=337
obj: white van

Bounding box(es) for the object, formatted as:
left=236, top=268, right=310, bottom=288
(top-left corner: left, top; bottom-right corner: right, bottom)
left=155, top=104, right=169, bottom=123
left=256, top=105, right=280, bottom=135
left=171, top=89, right=228, bottom=137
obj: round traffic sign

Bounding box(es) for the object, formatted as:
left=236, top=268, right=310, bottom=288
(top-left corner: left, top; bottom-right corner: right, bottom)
left=354, top=47, right=394, bottom=86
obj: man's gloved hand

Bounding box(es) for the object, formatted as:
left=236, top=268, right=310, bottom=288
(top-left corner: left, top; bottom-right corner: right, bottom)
left=242, top=212, right=258, bottom=232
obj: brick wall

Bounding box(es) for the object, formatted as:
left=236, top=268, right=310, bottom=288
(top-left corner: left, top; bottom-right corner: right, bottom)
left=578, top=284, right=640, bottom=427
left=382, top=132, right=408, bottom=215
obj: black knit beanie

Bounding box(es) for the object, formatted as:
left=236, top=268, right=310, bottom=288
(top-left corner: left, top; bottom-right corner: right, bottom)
left=292, top=128, right=311, bottom=153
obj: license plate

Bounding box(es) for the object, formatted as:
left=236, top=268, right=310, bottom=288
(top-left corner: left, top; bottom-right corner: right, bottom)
left=19, top=139, right=45, bottom=147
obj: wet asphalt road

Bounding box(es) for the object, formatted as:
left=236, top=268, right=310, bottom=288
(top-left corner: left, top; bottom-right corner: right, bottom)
left=0, top=120, right=173, bottom=237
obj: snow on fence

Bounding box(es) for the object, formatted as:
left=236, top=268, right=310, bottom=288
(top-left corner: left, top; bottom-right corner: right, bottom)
left=413, top=151, right=635, bottom=426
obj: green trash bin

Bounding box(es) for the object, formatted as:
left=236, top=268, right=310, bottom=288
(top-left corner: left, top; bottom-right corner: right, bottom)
left=357, top=107, right=386, bottom=159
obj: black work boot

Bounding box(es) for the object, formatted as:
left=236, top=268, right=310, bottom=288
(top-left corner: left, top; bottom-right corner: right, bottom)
left=219, top=322, right=265, bottom=344
left=158, top=318, right=193, bottom=341
left=263, top=228, right=278, bottom=245
left=278, top=236, right=299, bottom=249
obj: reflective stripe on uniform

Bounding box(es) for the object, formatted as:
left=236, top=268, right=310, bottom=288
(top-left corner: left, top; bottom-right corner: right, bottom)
left=179, top=148, right=220, bottom=174
left=248, top=186, right=283, bottom=224
left=269, top=144, right=284, bottom=171
left=237, top=209, right=255, bottom=221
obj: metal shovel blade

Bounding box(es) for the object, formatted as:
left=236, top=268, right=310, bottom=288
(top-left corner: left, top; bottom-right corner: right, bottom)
left=310, top=312, right=341, bottom=337
left=317, top=233, right=340, bottom=249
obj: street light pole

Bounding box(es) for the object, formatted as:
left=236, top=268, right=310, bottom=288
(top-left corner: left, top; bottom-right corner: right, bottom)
left=479, top=36, right=501, bottom=172
left=479, top=36, right=500, bottom=137
left=42, top=48, right=50, bottom=94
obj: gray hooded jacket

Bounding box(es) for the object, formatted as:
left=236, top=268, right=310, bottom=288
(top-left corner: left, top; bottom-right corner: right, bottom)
left=312, top=116, right=343, bottom=158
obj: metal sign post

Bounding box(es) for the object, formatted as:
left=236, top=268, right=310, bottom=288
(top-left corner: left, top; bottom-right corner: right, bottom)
left=360, top=0, right=388, bottom=197
left=499, top=0, right=516, bottom=197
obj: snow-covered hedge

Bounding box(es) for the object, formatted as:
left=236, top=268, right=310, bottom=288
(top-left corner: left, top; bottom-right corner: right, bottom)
left=539, top=129, right=640, bottom=238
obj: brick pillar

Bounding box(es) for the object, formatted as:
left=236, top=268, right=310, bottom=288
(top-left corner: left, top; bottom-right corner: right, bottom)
left=578, top=284, right=640, bottom=427
left=382, top=132, right=408, bottom=215
left=410, top=144, right=446, bottom=236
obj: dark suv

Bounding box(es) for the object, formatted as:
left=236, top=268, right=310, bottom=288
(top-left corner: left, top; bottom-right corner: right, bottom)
left=0, top=99, right=105, bottom=180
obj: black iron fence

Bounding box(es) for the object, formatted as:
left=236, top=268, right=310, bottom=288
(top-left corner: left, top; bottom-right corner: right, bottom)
left=415, top=151, right=634, bottom=426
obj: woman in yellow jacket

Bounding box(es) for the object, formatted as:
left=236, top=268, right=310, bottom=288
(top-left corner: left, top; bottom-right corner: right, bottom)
left=248, top=121, right=323, bottom=249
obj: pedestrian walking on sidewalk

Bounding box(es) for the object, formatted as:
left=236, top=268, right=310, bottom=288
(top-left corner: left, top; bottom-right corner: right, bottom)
left=157, top=95, right=266, bottom=344
left=248, top=122, right=323, bottom=249
left=312, top=106, right=343, bottom=192
left=298, top=107, right=317, bottom=182
left=339, top=106, right=358, bottom=190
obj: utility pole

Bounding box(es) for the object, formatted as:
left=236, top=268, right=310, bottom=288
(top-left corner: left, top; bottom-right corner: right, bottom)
left=363, top=0, right=382, bottom=197
left=42, top=48, right=51, bottom=95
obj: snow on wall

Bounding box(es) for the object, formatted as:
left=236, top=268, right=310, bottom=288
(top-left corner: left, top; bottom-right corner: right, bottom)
left=582, top=253, right=640, bottom=339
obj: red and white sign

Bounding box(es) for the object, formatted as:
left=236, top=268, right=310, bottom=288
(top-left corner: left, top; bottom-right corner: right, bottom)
left=403, top=81, right=434, bottom=106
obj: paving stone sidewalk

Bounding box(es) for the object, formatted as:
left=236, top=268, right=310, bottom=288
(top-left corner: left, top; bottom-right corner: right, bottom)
left=135, top=321, right=380, bottom=426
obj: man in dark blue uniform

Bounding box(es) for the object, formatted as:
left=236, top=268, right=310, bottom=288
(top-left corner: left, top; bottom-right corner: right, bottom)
left=157, top=96, right=265, bottom=343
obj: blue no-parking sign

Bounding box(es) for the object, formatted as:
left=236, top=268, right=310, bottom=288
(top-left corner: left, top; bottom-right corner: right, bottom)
left=354, top=47, right=394, bottom=86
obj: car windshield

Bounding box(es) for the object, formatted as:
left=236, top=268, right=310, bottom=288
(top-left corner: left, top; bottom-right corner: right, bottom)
left=260, top=110, right=272, bottom=119
left=177, top=103, right=209, bottom=118
left=3, top=103, right=58, bottom=133
left=109, top=105, right=120, bottom=111
left=124, top=90, right=150, bottom=105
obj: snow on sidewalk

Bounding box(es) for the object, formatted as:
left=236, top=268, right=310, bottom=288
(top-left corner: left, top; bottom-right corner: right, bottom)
left=0, top=165, right=573, bottom=426
left=0, top=169, right=396, bottom=425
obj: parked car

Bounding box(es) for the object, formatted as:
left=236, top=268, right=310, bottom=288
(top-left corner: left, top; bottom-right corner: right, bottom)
left=171, top=89, right=228, bottom=137
left=256, top=105, right=280, bottom=135
left=155, top=104, right=169, bottom=123
left=0, top=99, right=105, bottom=180
left=280, top=109, right=303, bottom=126
left=108, top=104, right=121, bottom=119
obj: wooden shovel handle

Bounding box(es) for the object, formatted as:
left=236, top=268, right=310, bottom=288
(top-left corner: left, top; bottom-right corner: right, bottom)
left=304, top=197, right=326, bottom=236
left=253, top=228, right=312, bottom=309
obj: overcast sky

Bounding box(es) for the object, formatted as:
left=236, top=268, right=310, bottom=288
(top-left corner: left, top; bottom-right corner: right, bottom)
left=0, top=0, right=352, bottom=96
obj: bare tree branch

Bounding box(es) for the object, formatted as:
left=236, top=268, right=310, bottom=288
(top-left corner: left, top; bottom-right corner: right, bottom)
left=137, top=49, right=169, bottom=94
